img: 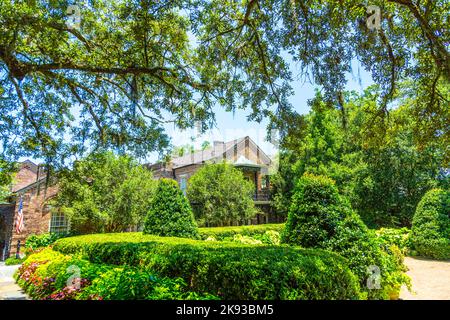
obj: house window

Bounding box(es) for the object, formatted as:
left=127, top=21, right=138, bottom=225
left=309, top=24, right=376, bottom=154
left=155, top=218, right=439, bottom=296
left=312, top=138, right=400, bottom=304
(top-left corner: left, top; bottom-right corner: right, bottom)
left=49, top=212, right=68, bottom=234
left=261, top=175, right=269, bottom=189
left=179, top=176, right=187, bottom=195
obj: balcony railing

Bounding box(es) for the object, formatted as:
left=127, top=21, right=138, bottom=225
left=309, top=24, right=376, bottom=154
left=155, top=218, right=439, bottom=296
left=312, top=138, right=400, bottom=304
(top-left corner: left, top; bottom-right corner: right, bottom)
left=253, top=190, right=270, bottom=202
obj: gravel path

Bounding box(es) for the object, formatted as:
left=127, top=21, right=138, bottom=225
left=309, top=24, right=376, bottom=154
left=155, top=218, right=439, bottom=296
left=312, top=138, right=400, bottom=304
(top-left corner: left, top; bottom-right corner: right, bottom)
left=0, top=262, right=29, bottom=300
left=400, top=256, right=450, bottom=300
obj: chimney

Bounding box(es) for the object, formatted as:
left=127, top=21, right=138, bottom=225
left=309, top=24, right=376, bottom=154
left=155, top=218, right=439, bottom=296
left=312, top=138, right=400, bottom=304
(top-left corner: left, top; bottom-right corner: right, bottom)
left=212, top=141, right=224, bottom=160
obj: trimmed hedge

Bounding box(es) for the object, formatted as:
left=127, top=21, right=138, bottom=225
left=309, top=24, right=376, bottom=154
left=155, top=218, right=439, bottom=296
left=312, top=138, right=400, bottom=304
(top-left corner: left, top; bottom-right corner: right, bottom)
left=410, top=188, right=450, bottom=260
left=198, top=223, right=285, bottom=240
left=53, top=233, right=362, bottom=300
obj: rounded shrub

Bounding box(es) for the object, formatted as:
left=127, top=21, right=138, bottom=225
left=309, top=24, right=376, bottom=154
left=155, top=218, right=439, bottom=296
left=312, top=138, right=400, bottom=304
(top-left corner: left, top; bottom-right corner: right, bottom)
left=25, top=233, right=69, bottom=252
left=143, top=178, right=199, bottom=239
left=282, top=173, right=410, bottom=299
left=187, top=163, right=257, bottom=226
left=410, top=188, right=450, bottom=260
left=282, top=174, right=351, bottom=245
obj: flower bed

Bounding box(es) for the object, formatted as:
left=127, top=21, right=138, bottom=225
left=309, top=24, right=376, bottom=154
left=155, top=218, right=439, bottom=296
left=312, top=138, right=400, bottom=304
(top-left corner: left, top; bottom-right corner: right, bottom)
left=15, top=248, right=215, bottom=300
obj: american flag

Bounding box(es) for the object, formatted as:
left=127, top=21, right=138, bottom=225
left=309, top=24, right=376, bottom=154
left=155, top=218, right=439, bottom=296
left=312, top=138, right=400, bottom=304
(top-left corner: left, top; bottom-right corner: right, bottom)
left=15, top=195, right=24, bottom=234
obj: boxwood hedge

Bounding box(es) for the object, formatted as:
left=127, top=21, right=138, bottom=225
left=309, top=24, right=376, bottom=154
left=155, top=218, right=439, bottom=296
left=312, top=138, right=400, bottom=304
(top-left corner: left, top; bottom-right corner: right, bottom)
left=410, top=188, right=450, bottom=260
left=53, top=233, right=362, bottom=300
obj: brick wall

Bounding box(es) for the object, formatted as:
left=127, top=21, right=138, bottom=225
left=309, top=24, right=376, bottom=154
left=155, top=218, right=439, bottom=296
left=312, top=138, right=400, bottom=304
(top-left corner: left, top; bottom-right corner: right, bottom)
left=173, top=164, right=203, bottom=182
left=8, top=182, right=59, bottom=257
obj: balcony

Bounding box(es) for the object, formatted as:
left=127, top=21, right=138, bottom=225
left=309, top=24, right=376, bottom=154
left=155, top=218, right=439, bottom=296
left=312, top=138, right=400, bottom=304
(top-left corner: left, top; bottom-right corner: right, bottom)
left=253, top=190, right=270, bottom=204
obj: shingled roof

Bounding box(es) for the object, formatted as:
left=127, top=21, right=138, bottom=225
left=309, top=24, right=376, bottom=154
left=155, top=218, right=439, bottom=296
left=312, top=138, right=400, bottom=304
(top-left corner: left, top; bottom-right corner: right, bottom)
left=148, top=136, right=272, bottom=170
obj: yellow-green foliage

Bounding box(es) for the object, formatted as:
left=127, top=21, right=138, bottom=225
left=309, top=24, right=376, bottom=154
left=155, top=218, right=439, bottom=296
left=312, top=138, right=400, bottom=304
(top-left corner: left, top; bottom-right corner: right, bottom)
left=374, top=227, right=411, bottom=254
left=198, top=223, right=285, bottom=240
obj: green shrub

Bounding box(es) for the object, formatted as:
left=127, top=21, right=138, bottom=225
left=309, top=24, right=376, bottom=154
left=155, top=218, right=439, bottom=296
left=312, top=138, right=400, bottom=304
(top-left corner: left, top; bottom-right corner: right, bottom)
left=79, top=266, right=214, bottom=300
left=326, top=213, right=410, bottom=299
left=15, top=248, right=213, bottom=300
left=257, top=230, right=281, bottom=245
left=374, top=227, right=411, bottom=254
left=410, top=188, right=450, bottom=260
left=53, top=232, right=362, bottom=300
left=187, top=163, right=257, bottom=226
left=25, top=233, right=69, bottom=251
left=282, top=173, right=410, bottom=299
left=55, top=152, right=157, bottom=234
left=199, top=224, right=285, bottom=241
left=143, top=178, right=199, bottom=239
left=282, top=174, right=350, bottom=246
left=232, top=234, right=263, bottom=245
left=4, top=256, right=25, bottom=265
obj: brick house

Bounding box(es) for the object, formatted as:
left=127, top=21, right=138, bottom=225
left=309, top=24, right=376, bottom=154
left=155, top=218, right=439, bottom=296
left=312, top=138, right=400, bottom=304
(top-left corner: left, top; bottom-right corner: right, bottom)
left=146, top=136, right=275, bottom=220
left=0, top=137, right=275, bottom=260
left=0, top=161, right=65, bottom=260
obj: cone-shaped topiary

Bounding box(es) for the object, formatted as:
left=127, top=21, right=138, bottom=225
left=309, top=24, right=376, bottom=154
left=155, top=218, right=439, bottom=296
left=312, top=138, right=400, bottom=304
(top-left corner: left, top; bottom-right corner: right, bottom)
left=143, top=178, right=199, bottom=238
left=281, top=173, right=352, bottom=246
left=282, top=173, right=410, bottom=300
left=410, top=188, right=450, bottom=260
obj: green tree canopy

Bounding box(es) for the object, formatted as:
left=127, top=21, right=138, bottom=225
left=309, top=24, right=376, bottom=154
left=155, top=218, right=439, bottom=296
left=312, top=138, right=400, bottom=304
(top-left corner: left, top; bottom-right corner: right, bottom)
left=272, top=87, right=446, bottom=227
left=1, top=0, right=448, bottom=165
left=186, top=163, right=257, bottom=226
left=0, top=158, right=17, bottom=203
left=55, top=151, right=157, bottom=234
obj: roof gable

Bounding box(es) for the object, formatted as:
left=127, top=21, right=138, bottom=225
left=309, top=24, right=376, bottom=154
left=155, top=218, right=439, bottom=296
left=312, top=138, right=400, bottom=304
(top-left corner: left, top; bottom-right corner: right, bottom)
left=156, top=136, right=272, bottom=169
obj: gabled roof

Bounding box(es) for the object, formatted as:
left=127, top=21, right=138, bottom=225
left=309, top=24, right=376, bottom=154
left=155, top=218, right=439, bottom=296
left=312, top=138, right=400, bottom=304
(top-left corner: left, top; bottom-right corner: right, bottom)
left=20, top=159, right=39, bottom=173
left=10, top=160, right=48, bottom=193
left=150, top=136, right=272, bottom=169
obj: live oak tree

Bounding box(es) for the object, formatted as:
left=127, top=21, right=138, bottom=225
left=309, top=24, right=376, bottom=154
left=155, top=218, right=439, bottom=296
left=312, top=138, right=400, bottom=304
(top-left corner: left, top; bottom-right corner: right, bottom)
left=1, top=0, right=448, bottom=166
